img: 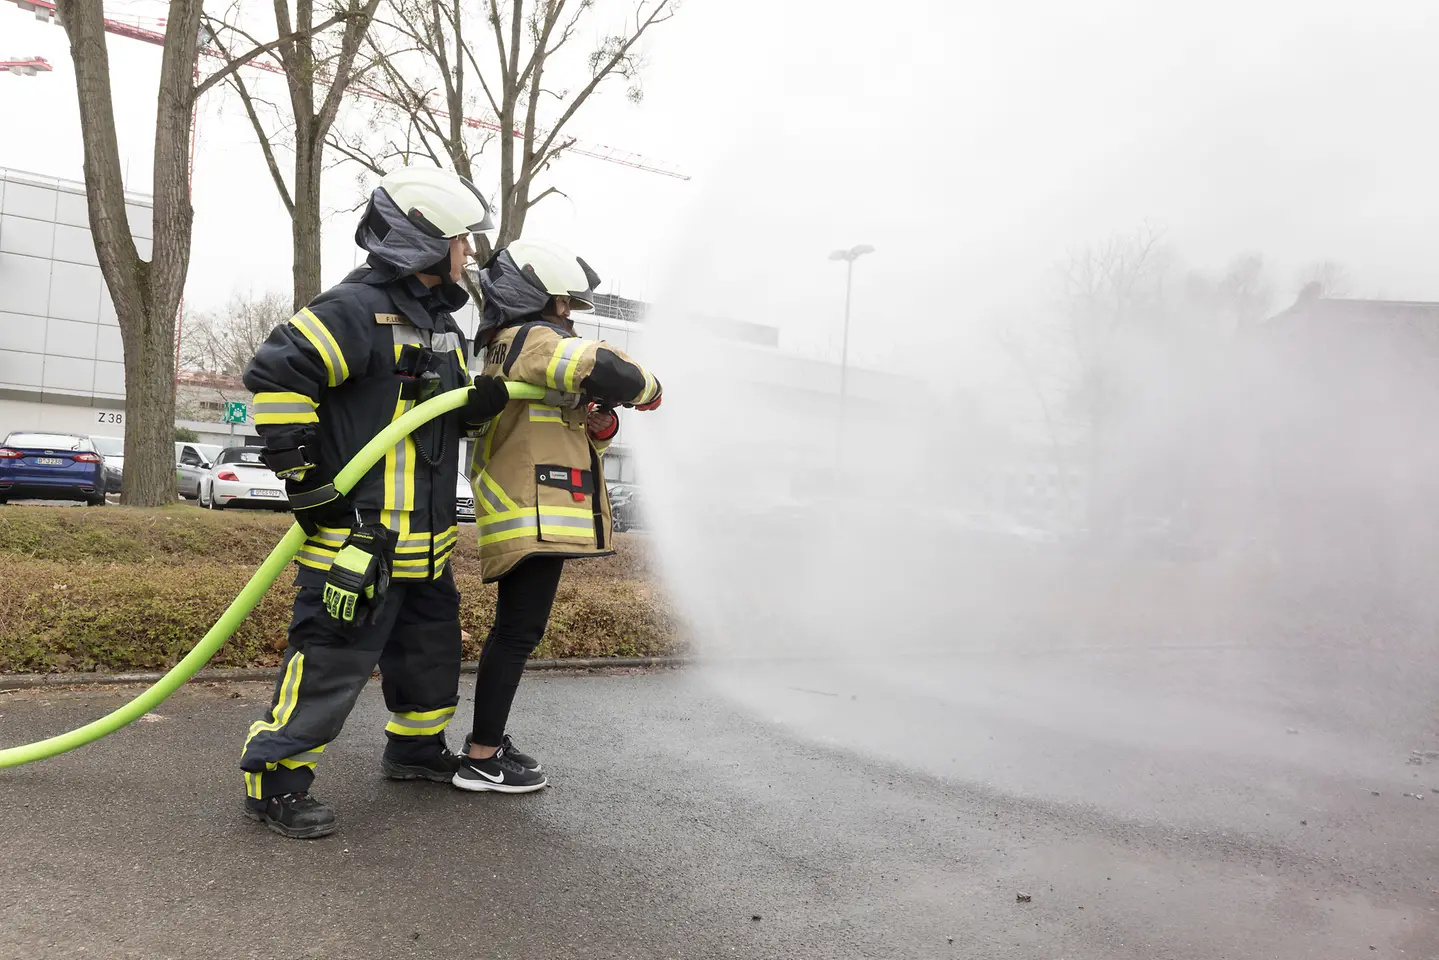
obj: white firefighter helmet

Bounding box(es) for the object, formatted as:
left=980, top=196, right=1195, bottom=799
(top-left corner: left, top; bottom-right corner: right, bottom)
left=379, top=165, right=494, bottom=238
left=505, top=239, right=600, bottom=311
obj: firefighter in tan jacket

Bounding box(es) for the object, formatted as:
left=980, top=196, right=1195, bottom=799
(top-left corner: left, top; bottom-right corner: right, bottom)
left=451, top=239, right=661, bottom=793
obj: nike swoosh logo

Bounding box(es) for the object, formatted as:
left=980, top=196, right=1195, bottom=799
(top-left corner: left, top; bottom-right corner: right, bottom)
left=475, top=768, right=505, bottom=783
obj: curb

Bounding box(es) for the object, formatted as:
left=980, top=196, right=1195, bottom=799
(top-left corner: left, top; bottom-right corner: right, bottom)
left=0, top=655, right=692, bottom=691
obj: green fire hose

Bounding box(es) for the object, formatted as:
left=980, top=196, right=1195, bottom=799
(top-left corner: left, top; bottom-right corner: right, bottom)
left=0, top=381, right=545, bottom=770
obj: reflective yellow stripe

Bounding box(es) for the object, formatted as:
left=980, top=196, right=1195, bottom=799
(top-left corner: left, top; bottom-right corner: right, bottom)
left=384, top=389, right=416, bottom=512
left=529, top=403, right=564, bottom=423
left=477, top=510, right=539, bottom=545
left=400, top=706, right=455, bottom=721
left=478, top=472, right=519, bottom=514
left=290, top=308, right=349, bottom=387
left=241, top=652, right=306, bottom=791
left=278, top=745, right=326, bottom=770
left=255, top=411, right=319, bottom=425
left=564, top=342, right=591, bottom=394
left=639, top=368, right=658, bottom=404
left=385, top=706, right=456, bottom=736
left=253, top=391, right=320, bottom=425
left=538, top=505, right=594, bottom=519
left=545, top=338, right=587, bottom=392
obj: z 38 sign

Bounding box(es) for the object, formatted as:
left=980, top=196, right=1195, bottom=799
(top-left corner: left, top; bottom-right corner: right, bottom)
left=96, top=411, right=124, bottom=426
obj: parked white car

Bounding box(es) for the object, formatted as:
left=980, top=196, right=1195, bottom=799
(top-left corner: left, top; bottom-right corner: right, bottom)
left=457, top=472, right=475, bottom=522
left=198, top=446, right=288, bottom=510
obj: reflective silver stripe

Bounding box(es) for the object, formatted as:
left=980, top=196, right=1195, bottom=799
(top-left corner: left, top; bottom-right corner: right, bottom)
left=310, top=530, right=347, bottom=545
left=293, top=312, right=345, bottom=382
left=529, top=404, right=564, bottom=422
left=391, top=411, right=411, bottom=510
left=431, top=331, right=462, bottom=353
left=254, top=401, right=317, bottom=416
left=433, top=529, right=458, bottom=550
left=391, top=324, right=424, bottom=347
left=538, top=513, right=595, bottom=530
left=542, top=389, right=580, bottom=408
left=387, top=712, right=453, bottom=731
left=479, top=514, right=538, bottom=535
left=287, top=749, right=324, bottom=763
left=476, top=480, right=509, bottom=514
left=551, top=339, right=585, bottom=392
left=297, top=548, right=337, bottom=566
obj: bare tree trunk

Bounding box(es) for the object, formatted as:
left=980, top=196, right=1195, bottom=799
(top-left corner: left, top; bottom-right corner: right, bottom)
left=291, top=142, right=324, bottom=308
left=58, top=0, right=202, bottom=506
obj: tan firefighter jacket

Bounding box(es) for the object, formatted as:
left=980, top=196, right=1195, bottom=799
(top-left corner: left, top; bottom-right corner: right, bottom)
left=469, top=320, right=661, bottom=582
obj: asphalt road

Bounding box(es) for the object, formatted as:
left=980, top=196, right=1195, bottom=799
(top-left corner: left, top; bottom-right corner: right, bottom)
left=1, top=650, right=1436, bottom=959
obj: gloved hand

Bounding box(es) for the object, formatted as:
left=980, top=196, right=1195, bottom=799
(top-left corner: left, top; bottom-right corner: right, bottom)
left=464, top=375, right=511, bottom=424
left=286, top=479, right=354, bottom=536
left=322, top=524, right=396, bottom=624
left=586, top=404, right=619, bottom=442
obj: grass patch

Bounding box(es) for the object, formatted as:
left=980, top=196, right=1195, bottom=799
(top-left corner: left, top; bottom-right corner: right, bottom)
left=0, top=504, right=680, bottom=674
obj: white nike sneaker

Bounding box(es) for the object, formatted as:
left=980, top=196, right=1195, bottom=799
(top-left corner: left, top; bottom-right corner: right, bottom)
left=452, top=744, right=548, bottom=793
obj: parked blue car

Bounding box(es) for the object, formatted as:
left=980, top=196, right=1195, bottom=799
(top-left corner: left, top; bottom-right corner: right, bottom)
left=0, top=431, right=107, bottom=506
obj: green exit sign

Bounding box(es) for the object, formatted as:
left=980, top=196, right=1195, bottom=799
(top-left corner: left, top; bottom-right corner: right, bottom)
left=223, top=401, right=248, bottom=424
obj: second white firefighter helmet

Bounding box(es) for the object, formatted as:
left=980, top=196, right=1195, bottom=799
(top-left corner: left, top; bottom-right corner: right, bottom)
left=504, top=239, right=600, bottom=311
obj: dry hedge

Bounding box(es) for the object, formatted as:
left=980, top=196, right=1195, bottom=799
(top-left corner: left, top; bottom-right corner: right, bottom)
left=0, top=504, right=680, bottom=674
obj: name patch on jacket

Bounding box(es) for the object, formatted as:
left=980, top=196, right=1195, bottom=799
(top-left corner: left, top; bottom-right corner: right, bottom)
left=374, top=313, right=405, bottom=325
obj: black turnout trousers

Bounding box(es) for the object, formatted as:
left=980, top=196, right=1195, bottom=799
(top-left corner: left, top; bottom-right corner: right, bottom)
left=239, top=567, right=462, bottom=799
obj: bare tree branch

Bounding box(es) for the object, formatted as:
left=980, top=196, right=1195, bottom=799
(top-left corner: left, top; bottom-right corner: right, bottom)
left=193, top=10, right=354, bottom=100
left=526, top=184, right=567, bottom=209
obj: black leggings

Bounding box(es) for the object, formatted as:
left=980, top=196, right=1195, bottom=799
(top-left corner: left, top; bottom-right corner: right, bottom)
left=469, top=555, right=565, bottom=745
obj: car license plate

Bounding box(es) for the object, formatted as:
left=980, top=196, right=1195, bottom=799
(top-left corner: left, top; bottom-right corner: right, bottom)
left=250, top=489, right=282, bottom=498
left=35, top=457, right=63, bottom=466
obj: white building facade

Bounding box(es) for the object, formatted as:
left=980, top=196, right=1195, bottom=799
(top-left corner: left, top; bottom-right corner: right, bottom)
left=0, top=166, right=153, bottom=440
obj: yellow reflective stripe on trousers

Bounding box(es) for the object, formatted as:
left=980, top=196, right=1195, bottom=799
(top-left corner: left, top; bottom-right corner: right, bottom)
left=241, top=652, right=306, bottom=796
left=545, top=338, right=587, bottom=393
left=253, top=391, right=319, bottom=425
left=290, top=308, right=349, bottom=387
left=385, top=705, right=456, bottom=737
left=278, top=745, right=326, bottom=770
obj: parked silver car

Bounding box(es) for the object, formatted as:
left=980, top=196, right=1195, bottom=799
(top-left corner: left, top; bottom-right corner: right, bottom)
left=176, top=441, right=222, bottom=500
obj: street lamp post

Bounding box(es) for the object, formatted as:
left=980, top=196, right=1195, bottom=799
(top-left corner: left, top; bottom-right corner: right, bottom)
left=828, top=244, right=874, bottom=468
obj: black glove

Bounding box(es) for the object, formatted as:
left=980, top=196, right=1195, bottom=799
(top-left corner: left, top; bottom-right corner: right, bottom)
left=322, top=524, right=395, bottom=624
left=464, top=375, right=511, bottom=424
left=286, top=479, right=354, bottom=536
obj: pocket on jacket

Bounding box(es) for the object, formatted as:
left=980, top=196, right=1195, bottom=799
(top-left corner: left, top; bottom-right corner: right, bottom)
left=534, top=464, right=597, bottom=544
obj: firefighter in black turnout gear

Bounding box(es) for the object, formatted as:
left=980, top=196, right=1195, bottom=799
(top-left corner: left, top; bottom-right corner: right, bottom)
left=239, top=166, right=513, bottom=839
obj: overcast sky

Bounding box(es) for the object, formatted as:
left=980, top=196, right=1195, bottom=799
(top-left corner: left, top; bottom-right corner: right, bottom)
left=3, top=0, right=1438, bottom=371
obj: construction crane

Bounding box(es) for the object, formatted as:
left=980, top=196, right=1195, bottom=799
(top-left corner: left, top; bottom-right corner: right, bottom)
left=2, top=55, right=51, bottom=75
left=4, top=0, right=688, bottom=180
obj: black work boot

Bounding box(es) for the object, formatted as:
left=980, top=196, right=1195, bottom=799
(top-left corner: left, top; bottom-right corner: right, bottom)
left=243, top=792, right=337, bottom=839
left=381, top=741, right=461, bottom=782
